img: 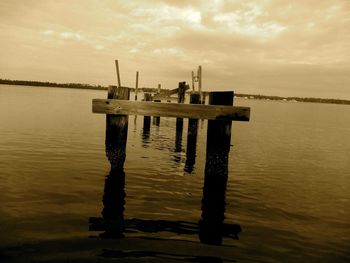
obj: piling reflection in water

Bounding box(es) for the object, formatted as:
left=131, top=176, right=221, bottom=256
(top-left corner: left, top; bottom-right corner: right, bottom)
left=90, top=111, right=241, bottom=243
left=99, top=249, right=230, bottom=262
left=142, top=116, right=151, bottom=147
left=100, top=168, right=125, bottom=238
left=174, top=120, right=183, bottom=152
left=184, top=117, right=198, bottom=173
left=90, top=182, right=240, bottom=242
left=141, top=129, right=150, bottom=148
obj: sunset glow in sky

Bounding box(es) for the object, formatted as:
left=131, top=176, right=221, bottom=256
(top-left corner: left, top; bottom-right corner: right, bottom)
left=1, top=0, right=349, bottom=98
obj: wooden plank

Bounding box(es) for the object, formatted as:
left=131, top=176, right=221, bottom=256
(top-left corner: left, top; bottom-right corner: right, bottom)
left=92, top=99, right=250, bottom=121
left=153, top=85, right=190, bottom=100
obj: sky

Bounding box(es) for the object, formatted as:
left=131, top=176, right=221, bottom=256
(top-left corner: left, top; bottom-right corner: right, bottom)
left=0, top=0, right=349, bottom=99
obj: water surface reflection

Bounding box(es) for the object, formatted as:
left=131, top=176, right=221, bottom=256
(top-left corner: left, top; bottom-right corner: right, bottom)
left=90, top=111, right=241, bottom=248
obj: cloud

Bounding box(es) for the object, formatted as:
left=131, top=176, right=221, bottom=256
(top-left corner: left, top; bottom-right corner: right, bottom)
left=0, top=0, right=349, bottom=98
left=41, top=30, right=83, bottom=41
left=42, top=30, right=54, bottom=36
left=59, top=31, right=83, bottom=41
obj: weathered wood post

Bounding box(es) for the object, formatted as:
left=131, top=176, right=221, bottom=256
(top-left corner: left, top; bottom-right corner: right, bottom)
left=103, top=86, right=130, bottom=238
left=184, top=92, right=200, bottom=173
left=191, top=71, right=195, bottom=91
left=201, top=92, right=207, bottom=105
left=134, top=71, right=139, bottom=125
left=198, top=65, right=202, bottom=103
left=153, top=99, right=161, bottom=126
left=175, top=81, right=186, bottom=152
left=115, top=60, right=121, bottom=87
left=106, top=86, right=130, bottom=168
left=199, top=91, right=234, bottom=245
left=143, top=93, right=152, bottom=133
left=135, top=71, right=139, bottom=101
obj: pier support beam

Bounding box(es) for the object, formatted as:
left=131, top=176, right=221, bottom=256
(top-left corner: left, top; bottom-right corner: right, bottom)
left=106, top=86, right=130, bottom=169
left=153, top=99, right=161, bottom=126
left=185, top=93, right=200, bottom=173
left=175, top=82, right=186, bottom=152
left=143, top=93, right=152, bottom=132
left=103, top=86, right=129, bottom=238
left=199, top=91, right=233, bottom=245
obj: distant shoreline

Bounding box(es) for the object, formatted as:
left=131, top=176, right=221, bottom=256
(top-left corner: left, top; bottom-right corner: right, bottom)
left=0, top=78, right=108, bottom=91
left=1, top=78, right=349, bottom=105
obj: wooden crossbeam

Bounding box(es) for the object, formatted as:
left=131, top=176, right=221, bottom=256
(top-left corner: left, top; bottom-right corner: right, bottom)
left=92, top=99, right=250, bottom=121
left=153, top=85, right=190, bottom=100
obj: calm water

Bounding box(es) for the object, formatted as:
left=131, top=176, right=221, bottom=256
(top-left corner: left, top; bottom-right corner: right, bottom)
left=0, top=85, right=349, bottom=262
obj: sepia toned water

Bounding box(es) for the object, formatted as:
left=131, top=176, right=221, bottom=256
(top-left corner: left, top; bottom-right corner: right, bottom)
left=0, top=85, right=349, bottom=262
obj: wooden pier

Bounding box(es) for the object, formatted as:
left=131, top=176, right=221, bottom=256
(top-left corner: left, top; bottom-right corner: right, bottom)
left=90, top=61, right=251, bottom=245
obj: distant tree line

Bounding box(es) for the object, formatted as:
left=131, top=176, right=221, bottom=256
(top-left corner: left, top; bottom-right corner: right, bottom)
left=0, top=78, right=159, bottom=92
left=0, top=78, right=108, bottom=90
left=1, top=78, right=349, bottom=105
left=234, top=93, right=350, bottom=105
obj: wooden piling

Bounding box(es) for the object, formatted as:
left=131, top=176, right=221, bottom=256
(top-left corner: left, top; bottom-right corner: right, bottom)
left=198, top=65, right=202, bottom=102
left=106, top=86, right=130, bottom=169
left=143, top=93, right=152, bottom=132
left=115, top=60, right=121, bottom=87
left=201, top=92, right=207, bottom=105
left=175, top=82, right=186, bottom=152
left=191, top=71, right=195, bottom=91
left=135, top=71, right=139, bottom=101
left=184, top=93, right=200, bottom=173
left=103, top=85, right=129, bottom=238
left=153, top=99, right=161, bottom=126
left=199, top=91, right=234, bottom=245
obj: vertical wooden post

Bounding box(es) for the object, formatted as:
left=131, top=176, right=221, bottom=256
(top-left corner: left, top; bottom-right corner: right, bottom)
left=177, top=82, right=186, bottom=104
left=135, top=71, right=139, bottom=101
left=143, top=93, right=152, bottom=133
left=202, top=92, right=207, bottom=105
left=103, top=86, right=129, bottom=238
left=199, top=91, right=234, bottom=245
left=191, top=71, right=195, bottom=91
left=184, top=92, right=200, bottom=173
left=175, top=81, right=186, bottom=152
left=198, top=65, right=202, bottom=102
left=106, top=86, right=130, bottom=168
left=153, top=99, right=161, bottom=126
left=115, top=60, right=121, bottom=87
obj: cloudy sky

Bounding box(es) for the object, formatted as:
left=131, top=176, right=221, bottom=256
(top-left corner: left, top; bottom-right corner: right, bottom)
left=0, top=0, right=349, bottom=99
